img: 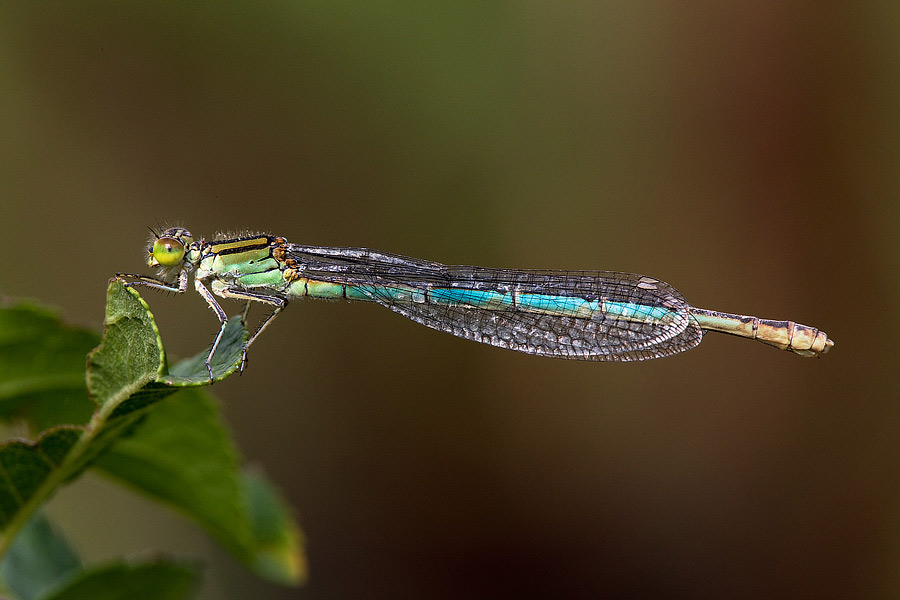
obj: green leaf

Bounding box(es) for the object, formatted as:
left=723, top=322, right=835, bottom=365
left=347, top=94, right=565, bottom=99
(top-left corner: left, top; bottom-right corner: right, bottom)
left=242, top=468, right=307, bottom=584
left=0, top=512, right=199, bottom=600
left=0, top=281, right=301, bottom=583
left=163, top=321, right=247, bottom=386
left=0, top=428, right=83, bottom=529
left=85, top=282, right=169, bottom=410
left=0, top=281, right=247, bottom=555
left=40, top=560, right=197, bottom=600
left=0, top=301, right=97, bottom=431
left=0, top=511, right=81, bottom=600
left=87, top=282, right=247, bottom=403
left=0, top=282, right=302, bottom=589
left=95, top=389, right=306, bottom=584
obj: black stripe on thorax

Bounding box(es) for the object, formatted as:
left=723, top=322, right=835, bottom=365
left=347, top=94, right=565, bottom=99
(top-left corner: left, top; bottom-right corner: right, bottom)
left=206, top=235, right=274, bottom=256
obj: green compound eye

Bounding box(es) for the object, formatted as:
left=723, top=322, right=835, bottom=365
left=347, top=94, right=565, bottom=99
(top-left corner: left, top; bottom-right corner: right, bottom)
left=150, top=237, right=186, bottom=267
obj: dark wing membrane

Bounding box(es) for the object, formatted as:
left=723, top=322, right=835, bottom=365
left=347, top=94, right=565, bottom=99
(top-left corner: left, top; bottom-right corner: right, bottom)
left=380, top=299, right=703, bottom=361
left=287, top=245, right=703, bottom=361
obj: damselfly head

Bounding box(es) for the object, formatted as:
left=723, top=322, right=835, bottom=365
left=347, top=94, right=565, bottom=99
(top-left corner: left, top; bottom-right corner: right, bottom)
left=146, top=227, right=194, bottom=269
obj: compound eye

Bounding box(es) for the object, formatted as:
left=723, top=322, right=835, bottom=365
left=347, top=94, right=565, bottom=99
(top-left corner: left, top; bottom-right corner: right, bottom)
left=150, top=237, right=186, bottom=267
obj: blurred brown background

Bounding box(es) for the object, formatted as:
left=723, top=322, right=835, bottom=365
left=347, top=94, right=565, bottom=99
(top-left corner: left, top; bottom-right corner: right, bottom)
left=1, top=2, right=895, bottom=599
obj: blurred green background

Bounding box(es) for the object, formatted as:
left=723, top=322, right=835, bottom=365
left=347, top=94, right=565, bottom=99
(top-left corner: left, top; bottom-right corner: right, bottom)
left=1, top=2, right=895, bottom=598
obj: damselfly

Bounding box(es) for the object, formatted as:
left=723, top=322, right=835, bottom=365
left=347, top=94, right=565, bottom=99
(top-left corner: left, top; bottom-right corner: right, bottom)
left=116, top=227, right=833, bottom=380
